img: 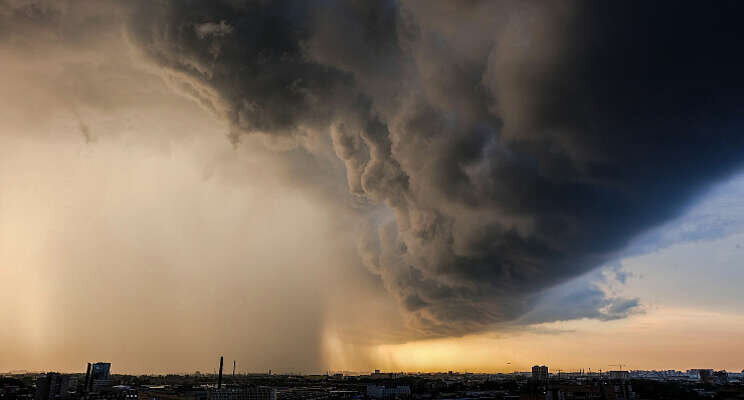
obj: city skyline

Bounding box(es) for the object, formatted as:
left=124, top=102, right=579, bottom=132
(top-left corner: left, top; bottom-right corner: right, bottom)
left=8, top=361, right=741, bottom=400
left=6, top=359, right=743, bottom=378
left=2, top=0, right=744, bottom=376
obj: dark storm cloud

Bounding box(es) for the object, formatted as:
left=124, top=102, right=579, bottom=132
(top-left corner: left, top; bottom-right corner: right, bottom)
left=126, top=0, right=744, bottom=335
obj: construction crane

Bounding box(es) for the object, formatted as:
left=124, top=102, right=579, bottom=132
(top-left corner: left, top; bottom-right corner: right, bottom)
left=609, top=363, right=627, bottom=371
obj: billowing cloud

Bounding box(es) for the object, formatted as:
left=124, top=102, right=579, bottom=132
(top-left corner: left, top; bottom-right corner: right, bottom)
left=122, top=0, right=744, bottom=336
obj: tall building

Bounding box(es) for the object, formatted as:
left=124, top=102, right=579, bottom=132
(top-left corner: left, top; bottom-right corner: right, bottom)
left=532, top=365, right=549, bottom=382
left=35, top=373, right=74, bottom=400
left=86, top=363, right=112, bottom=392
left=698, top=369, right=714, bottom=384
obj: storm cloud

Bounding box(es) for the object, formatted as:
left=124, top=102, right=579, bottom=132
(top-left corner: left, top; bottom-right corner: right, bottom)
left=123, top=0, right=744, bottom=336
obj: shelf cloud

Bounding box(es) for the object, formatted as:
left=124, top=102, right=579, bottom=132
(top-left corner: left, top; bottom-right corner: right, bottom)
left=122, top=0, right=744, bottom=336
left=3, top=0, right=743, bottom=348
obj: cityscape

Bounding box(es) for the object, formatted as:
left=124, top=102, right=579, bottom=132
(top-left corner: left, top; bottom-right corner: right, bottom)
left=3, top=359, right=744, bottom=400
left=3, top=2, right=744, bottom=400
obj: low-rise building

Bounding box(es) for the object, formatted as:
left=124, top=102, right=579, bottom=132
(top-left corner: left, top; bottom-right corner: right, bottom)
left=210, top=387, right=277, bottom=400
left=366, top=386, right=410, bottom=399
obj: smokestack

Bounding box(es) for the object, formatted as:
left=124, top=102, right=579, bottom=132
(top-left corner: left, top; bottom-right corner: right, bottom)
left=84, top=363, right=92, bottom=393
left=218, top=356, right=224, bottom=389
left=233, top=360, right=236, bottom=377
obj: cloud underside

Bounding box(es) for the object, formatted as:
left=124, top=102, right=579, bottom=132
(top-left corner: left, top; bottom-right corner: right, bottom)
left=121, top=0, right=744, bottom=336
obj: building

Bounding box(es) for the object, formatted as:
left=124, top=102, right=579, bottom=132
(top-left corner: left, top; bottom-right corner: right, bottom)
left=85, top=386, right=139, bottom=400
left=370, top=371, right=401, bottom=380
left=366, top=385, right=410, bottom=399
left=698, top=369, right=714, bottom=384
left=35, top=373, right=74, bottom=400
left=82, top=362, right=112, bottom=394
left=546, top=384, right=601, bottom=400
left=609, top=371, right=629, bottom=381
left=275, top=387, right=357, bottom=400
left=210, top=387, right=277, bottom=400
left=545, top=382, right=635, bottom=400
left=531, top=366, right=548, bottom=382
left=713, top=370, right=728, bottom=385
left=139, top=388, right=208, bottom=400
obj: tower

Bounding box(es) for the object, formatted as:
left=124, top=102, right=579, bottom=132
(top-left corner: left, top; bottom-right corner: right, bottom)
left=83, top=363, right=92, bottom=393
left=218, top=356, right=224, bottom=389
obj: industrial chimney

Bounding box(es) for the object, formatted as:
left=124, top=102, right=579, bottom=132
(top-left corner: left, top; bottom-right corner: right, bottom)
left=218, top=356, right=224, bottom=389
left=84, top=363, right=92, bottom=393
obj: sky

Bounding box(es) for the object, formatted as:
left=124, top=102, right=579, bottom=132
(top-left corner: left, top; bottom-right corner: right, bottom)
left=1, top=0, right=744, bottom=374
